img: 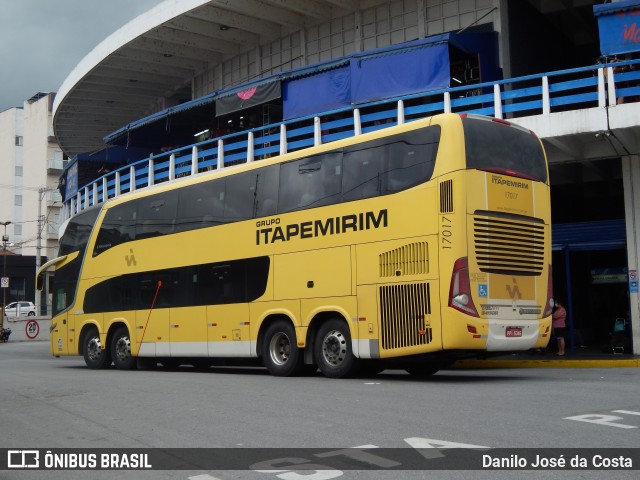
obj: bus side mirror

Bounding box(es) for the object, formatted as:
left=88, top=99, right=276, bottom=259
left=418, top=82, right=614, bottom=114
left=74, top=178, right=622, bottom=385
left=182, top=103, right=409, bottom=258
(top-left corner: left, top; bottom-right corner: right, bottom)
left=36, top=273, right=44, bottom=291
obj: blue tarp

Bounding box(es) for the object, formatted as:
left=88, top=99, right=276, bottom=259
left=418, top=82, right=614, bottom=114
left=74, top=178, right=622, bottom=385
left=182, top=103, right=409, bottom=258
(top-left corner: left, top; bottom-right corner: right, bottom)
left=593, top=0, right=640, bottom=56
left=283, top=32, right=500, bottom=119
left=283, top=66, right=351, bottom=119
left=350, top=42, right=450, bottom=104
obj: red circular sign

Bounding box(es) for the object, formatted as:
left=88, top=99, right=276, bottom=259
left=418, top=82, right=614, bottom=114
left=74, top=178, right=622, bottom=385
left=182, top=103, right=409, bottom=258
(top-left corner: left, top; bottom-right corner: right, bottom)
left=25, top=320, right=40, bottom=339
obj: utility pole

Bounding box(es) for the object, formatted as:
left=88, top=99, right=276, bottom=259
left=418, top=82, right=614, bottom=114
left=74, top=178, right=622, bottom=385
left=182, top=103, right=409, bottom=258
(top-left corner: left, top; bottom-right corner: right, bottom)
left=1, top=221, right=12, bottom=330
left=36, top=186, right=53, bottom=315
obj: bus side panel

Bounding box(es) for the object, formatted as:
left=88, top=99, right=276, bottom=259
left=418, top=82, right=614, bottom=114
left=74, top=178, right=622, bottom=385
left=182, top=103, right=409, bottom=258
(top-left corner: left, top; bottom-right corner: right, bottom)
left=355, top=236, right=441, bottom=359
left=207, top=304, right=251, bottom=357
left=170, top=306, right=208, bottom=357
left=355, top=285, right=380, bottom=358
left=50, top=312, right=69, bottom=356
left=70, top=313, right=103, bottom=356
left=136, top=309, right=170, bottom=357
left=251, top=299, right=302, bottom=351
left=273, top=247, right=352, bottom=299
left=301, top=295, right=357, bottom=343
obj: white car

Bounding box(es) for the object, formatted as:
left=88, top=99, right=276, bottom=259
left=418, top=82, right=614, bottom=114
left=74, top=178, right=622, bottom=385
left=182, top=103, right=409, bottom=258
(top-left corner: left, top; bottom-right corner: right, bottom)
left=3, top=301, right=36, bottom=317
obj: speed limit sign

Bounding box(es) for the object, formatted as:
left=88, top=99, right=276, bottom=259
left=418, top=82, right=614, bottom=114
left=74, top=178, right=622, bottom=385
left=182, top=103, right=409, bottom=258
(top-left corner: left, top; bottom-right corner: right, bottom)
left=26, top=320, right=40, bottom=339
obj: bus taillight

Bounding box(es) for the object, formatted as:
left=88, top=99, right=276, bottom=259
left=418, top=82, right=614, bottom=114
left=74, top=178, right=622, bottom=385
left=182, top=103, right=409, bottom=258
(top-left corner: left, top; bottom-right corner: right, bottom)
left=543, top=265, right=554, bottom=317
left=448, top=257, right=479, bottom=317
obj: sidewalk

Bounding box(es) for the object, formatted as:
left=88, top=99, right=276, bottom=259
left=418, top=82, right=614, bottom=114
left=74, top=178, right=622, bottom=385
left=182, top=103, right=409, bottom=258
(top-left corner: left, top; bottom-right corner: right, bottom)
left=452, top=347, right=640, bottom=369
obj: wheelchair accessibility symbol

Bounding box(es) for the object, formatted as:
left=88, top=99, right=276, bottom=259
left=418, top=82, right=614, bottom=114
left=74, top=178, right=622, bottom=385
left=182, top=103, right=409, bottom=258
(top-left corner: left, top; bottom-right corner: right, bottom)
left=478, top=284, right=488, bottom=297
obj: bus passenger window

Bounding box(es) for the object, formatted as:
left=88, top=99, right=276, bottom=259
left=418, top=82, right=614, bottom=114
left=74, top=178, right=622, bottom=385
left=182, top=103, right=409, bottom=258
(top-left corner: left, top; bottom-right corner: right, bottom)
left=278, top=152, right=342, bottom=212
left=224, top=173, right=255, bottom=222
left=197, top=264, right=245, bottom=305
left=136, top=193, right=178, bottom=240
left=386, top=128, right=440, bottom=193
left=342, top=145, right=385, bottom=202
left=176, top=180, right=224, bottom=232
left=253, top=166, right=279, bottom=218
left=139, top=273, right=177, bottom=308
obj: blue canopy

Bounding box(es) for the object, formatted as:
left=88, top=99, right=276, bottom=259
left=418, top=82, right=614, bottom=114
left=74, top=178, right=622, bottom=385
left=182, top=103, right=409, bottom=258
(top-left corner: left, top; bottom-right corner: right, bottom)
left=104, top=32, right=501, bottom=144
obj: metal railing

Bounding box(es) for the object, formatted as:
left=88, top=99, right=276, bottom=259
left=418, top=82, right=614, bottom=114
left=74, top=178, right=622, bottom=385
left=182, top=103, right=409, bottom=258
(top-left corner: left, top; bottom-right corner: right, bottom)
left=62, top=59, right=640, bottom=220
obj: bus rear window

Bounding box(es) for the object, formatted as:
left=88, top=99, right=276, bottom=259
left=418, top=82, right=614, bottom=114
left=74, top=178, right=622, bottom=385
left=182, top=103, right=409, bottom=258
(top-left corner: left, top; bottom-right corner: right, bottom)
left=463, top=117, right=547, bottom=183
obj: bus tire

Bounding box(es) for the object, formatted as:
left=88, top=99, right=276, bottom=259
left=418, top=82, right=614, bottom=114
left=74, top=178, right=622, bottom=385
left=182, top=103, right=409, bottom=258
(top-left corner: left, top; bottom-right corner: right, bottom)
left=314, top=319, right=358, bottom=378
left=82, top=327, right=112, bottom=370
left=111, top=326, right=137, bottom=370
left=262, top=320, right=303, bottom=376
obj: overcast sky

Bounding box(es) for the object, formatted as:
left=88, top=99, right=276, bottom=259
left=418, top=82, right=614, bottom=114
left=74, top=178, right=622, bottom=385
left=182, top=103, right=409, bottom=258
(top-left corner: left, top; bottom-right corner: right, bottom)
left=0, top=0, right=164, bottom=113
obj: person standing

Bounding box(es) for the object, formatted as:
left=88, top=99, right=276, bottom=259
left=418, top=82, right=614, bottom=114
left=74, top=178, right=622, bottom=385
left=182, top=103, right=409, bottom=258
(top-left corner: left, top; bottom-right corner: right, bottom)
left=552, top=301, right=567, bottom=356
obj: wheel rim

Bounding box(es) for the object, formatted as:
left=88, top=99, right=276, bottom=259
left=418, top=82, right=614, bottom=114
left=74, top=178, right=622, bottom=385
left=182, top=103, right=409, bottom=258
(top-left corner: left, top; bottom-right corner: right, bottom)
left=114, top=335, right=132, bottom=363
left=269, top=332, right=291, bottom=366
left=321, top=329, right=347, bottom=366
left=86, top=336, right=103, bottom=362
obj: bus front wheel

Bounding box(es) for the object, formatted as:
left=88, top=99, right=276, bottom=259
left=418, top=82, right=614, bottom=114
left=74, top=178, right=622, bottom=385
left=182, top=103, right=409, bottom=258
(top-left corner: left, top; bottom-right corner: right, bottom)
left=82, top=327, right=112, bottom=369
left=262, top=320, right=302, bottom=376
left=111, top=326, right=137, bottom=370
left=314, top=319, right=358, bottom=378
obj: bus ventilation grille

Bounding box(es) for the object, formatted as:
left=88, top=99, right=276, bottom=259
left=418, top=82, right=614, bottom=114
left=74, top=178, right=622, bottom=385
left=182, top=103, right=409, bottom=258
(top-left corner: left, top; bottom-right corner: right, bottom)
left=379, top=242, right=429, bottom=277
left=440, top=180, right=453, bottom=213
left=379, top=283, right=432, bottom=350
left=473, top=214, right=545, bottom=276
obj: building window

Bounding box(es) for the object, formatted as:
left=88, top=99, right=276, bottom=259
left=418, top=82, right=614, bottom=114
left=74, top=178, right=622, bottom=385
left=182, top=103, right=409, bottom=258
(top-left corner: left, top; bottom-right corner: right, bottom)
left=15, top=194, right=22, bottom=206
left=14, top=224, right=22, bottom=236
left=15, top=136, right=23, bottom=146
left=15, top=166, right=23, bottom=177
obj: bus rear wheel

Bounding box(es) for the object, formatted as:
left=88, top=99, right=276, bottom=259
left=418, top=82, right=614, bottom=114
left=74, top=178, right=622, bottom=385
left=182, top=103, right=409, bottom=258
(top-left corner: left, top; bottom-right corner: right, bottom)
left=83, top=327, right=112, bottom=369
left=314, top=319, right=358, bottom=378
left=111, top=326, right=137, bottom=370
left=262, top=320, right=303, bottom=376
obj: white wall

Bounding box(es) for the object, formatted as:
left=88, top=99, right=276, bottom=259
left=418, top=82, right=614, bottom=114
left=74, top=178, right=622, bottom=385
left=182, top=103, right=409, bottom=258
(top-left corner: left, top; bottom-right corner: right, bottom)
left=2, top=316, right=50, bottom=342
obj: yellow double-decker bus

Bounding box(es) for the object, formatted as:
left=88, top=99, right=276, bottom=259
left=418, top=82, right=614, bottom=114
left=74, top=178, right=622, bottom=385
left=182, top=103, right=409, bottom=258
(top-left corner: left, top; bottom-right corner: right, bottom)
left=39, top=113, right=553, bottom=378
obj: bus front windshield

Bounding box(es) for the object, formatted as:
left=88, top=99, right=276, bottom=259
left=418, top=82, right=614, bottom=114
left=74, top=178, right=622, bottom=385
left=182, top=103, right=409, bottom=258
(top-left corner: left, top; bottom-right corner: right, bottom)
left=462, top=117, right=547, bottom=183
left=59, top=207, right=101, bottom=255
left=53, top=207, right=101, bottom=316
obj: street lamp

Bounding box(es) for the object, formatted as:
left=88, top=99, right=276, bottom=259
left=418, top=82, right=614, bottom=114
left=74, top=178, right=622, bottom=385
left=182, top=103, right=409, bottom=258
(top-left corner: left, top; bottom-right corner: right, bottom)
left=1, top=221, right=11, bottom=328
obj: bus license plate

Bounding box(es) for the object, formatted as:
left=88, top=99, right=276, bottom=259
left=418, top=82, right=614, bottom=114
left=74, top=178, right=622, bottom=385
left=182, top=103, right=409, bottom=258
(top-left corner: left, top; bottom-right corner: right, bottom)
left=506, top=327, right=522, bottom=338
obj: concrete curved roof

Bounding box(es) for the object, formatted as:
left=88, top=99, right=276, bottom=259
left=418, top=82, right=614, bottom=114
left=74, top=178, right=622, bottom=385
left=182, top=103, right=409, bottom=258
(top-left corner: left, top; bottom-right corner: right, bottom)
left=53, top=0, right=356, bottom=157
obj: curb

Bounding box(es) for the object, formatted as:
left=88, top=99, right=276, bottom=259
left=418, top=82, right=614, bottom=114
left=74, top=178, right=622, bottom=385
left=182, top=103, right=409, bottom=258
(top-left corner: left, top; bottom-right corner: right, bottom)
left=452, top=358, right=640, bottom=369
